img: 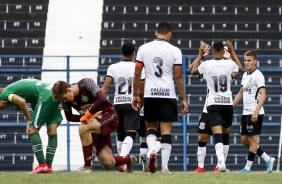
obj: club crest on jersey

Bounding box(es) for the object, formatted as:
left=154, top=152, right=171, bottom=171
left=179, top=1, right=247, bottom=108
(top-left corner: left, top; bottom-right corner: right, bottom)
left=199, top=122, right=205, bottom=130
left=81, top=95, right=89, bottom=102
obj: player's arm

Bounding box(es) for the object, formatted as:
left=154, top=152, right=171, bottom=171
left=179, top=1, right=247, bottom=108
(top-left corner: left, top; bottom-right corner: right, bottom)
left=191, top=43, right=208, bottom=75
left=233, top=87, right=243, bottom=107
left=138, top=79, right=145, bottom=110
left=101, top=76, right=112, bottom=95
left=8, top=94, right=31, bottom=123
left=132, top=61, right=143, bottom=111
left=226, top=40, right=243, bottom=77
left=253, top=87, right=266, bottom=117
left=174, top=65, right=188, bottom=114
left=62, top=102, right=81, bottom=122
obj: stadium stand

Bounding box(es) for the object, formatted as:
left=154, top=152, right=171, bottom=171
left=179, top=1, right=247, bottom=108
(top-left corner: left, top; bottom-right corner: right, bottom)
left=101, top=0, right=282, bottom=171
left=0, top=0, right=49, bottom=171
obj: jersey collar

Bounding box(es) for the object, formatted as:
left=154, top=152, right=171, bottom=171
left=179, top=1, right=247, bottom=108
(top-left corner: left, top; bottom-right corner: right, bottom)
left=155, top=38, right=168, bottom=42
left=247, top=68, right=257, bottom=75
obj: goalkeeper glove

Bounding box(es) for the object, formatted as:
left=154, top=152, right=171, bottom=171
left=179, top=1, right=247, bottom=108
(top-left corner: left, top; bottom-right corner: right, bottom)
left=80, top=110, right=102, bottom=124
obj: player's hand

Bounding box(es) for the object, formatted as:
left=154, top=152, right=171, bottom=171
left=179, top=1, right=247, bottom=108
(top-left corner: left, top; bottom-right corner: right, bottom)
left=181, top=100, right=189, bottom=114
left=132, top=96, right=141, bottom=111
left=58, top=103, right=63, bottom=110
left=203, top=44, right=211, bottom=57
left=26, top=122, right=31, bottom=135
left=251, top=112, right=258, bottom=123
left=80, top=110, right=92, bottom=124
left=225, top=40, right=234, bottom=54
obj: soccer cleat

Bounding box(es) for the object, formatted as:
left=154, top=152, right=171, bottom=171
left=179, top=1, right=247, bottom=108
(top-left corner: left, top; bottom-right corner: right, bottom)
left=219, top=165, right=226, bottom=172
left=141, top=154, right=149, bottom=172
left=148, top=151, right=157, bottom=173
left=43, top=166, right=53, bottom=174
left=240, top=168, right=250, bottom=173
left=127, top=155, right=137, bottom=173
left=27, top=163, right=48, bottom=174
left=193, top=167, right=205, bottom=173
left=77, top=166, right=92, bottom=173
left=266, top=157, right=276, bottom=173
left=116, top=164, right=127, bottom=172
left=214, top=167, right=219, bottom=173
left=161, top=166, right=171, bottom=174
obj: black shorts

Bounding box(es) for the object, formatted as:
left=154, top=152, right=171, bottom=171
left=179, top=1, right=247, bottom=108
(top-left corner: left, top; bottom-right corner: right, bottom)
left=144, top=98, right=178, bottom=122
left=138, top=115, right=161, bottom=138
left=197, top=113, right=213, bottom=135
left=207, top=105, right=233, bottom=128
left=114, top=104, right=140, bottom=134
left=240, top=114, right=264, bottom=136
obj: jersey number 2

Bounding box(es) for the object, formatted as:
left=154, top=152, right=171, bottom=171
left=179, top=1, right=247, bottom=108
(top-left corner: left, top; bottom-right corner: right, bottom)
left=118, top=77, right=132, bottom=94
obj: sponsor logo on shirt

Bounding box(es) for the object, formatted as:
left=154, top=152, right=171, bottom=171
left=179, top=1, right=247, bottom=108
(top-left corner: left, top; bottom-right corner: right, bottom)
left=214, top=96, right=230, bottom=103
left=115, top=96, right=132, bottom=103
left=150, top=87, right=170, bottom=96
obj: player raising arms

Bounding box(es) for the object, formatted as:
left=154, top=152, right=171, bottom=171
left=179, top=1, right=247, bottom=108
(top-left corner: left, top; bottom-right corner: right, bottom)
left=52, top=78, right=137, bottom=173
left=132, top=22, right=189, bottom=174
left=191, top=41, right=243, bottom=172
left=0, top=79, right=63, bottom=174
left=233, top=50, right=276, bottom=173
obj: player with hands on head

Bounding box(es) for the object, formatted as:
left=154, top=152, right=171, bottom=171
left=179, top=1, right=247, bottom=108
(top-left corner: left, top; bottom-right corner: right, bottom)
left=191, top=40, right=243, bottom=172
left=132, top=22, right=188, bottom=174
left=233, top=50, right=276, bottom=173
left=192, top=44, right=233, bottom=173
left=52, top=78, right=137, bottom=173
left=0, top=79, right=63, bottom=174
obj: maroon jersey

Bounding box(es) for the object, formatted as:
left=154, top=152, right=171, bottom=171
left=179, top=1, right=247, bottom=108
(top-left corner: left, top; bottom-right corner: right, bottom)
left=62, top=78, right=114, bottom=122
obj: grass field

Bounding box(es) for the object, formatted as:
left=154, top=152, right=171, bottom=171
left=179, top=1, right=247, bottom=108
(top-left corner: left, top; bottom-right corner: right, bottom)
left=0, top=171, right=281, bottom=184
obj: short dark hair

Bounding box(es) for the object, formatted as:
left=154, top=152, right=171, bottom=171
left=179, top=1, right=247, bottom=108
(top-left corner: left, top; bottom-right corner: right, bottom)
left=212, top=42, right=224, bottom=52
left=157, top=22, right=172, bottom=34
left=244, top=50, right=257, bottom=60
left=121, top=42, right=135, bottom=56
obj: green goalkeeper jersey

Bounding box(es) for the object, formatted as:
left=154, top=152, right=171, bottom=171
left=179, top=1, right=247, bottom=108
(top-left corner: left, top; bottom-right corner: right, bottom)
left=0, top=79, right=54, bottom=112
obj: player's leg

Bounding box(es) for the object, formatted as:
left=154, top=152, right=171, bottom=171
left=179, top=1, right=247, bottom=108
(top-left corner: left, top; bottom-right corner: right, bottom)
left=160, top=122, right=172, bottom=174
left=43, top=100, right=63, bottom=174
left=45, top=123, right=59, bottom=174
left=193, top=133, right=209, bottom=173
left=144, top=98, right=159, bottom=173
left=120, top=106, right=139, bottom=156
left=254, top=115, right=276, bottom=173
left=27, top=101, right=49, bottom=174
left=138, top=114, right=149, bottom=172
left=97, top=136, right=137, bottom=173
left=193, top=112, right=210, bottom=173
left=159, top=98, right=178, bottom=174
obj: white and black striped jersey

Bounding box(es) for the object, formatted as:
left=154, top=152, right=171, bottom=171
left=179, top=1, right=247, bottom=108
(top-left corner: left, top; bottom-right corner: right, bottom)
left=240, top=68, right=265, bottom=115
left=198, top=59, right=238, bottom=106
left=106, top=60, right=145, bottom=105
left=136, top=39, right=182, bottom=99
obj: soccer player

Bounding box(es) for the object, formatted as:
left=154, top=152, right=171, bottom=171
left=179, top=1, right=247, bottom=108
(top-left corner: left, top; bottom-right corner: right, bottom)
left=132, top=22, right=189, bottom=174
left=191, top=41, right=243, bottom=172
left=52, top=78, right=137, bottom=173
left=233, top=50, right=276, bottom=173
left=0, top=79, right=63, bottom=174
left=192, top=46, right=233, bottom=173
left=101, top=42, right=145, bottom=172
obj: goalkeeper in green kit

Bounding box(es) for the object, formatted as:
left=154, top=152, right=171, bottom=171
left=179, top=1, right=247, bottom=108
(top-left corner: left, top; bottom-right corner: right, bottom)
left=0, top=79, right=63, bottom=174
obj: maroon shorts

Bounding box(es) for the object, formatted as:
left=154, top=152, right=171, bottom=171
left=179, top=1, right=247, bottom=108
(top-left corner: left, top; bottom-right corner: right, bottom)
left=91, top=110, right=119, bottom=155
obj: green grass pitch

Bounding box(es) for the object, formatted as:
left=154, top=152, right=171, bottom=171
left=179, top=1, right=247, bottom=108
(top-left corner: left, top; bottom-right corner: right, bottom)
left=0, top=171, right=281, bottom=184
